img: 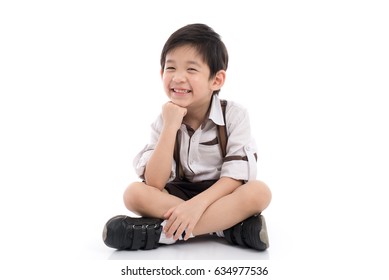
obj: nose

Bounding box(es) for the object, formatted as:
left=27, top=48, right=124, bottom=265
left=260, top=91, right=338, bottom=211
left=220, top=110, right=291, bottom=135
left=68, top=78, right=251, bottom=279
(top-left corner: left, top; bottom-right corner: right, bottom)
left=172, top=71, right=186, bottom=83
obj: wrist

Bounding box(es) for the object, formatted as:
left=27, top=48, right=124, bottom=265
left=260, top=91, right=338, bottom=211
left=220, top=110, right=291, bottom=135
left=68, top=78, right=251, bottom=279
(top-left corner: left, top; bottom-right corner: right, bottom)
left=190, top=194, right=210, bottom=210
left=162, top=124, right=181, bottom=135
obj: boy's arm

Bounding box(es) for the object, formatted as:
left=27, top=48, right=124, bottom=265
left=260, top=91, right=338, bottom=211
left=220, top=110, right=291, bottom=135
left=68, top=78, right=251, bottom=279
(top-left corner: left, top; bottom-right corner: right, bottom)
left=144, top=126, right=177, bottom=190
left=144, top=102, right=186, bottom=190
left=164, top=176, right=243, bottom=240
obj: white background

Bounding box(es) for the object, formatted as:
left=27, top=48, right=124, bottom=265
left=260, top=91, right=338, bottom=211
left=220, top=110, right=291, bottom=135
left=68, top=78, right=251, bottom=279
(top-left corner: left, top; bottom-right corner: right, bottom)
left=1, top=0, right=388, bottom=279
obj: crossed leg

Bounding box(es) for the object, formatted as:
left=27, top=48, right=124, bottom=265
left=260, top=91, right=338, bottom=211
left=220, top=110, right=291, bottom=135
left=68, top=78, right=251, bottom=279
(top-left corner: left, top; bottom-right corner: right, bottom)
left=123, top=180, right=271, bottom=236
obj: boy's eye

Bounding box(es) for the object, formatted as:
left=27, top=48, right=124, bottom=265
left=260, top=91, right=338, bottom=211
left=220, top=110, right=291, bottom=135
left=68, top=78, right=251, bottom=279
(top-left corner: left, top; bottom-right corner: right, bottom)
left=165, top=67, right=175, bottom=71
left=188, top=68, right=197, bottom=72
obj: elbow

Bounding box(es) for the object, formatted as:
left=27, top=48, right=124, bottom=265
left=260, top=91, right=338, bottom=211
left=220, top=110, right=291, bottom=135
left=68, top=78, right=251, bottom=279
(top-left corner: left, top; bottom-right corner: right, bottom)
left=144, top=177, right=167, bottom=191
left=143, top=165, right=171, bottom=190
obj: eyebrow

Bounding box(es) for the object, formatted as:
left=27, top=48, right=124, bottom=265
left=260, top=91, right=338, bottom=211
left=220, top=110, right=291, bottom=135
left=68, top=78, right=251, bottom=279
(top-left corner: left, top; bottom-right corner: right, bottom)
left=165, top=59, right=202, bottom=67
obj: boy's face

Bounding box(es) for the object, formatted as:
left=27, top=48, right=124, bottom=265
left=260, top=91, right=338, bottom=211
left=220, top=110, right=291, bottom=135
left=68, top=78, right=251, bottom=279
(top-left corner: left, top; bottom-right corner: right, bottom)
left=161, top=45, right=224, bottom=110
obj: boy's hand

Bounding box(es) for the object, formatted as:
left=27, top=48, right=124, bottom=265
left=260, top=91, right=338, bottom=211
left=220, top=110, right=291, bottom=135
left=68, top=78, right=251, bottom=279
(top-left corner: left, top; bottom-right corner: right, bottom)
left=163, top=198, right=207, bottom=241
left=162, top=101, right=187, bottom=132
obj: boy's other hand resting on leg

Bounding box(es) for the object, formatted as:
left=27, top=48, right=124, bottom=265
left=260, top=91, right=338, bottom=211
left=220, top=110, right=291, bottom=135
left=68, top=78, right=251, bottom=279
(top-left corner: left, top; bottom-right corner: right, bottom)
left=163, top=197, right=207, bottom=241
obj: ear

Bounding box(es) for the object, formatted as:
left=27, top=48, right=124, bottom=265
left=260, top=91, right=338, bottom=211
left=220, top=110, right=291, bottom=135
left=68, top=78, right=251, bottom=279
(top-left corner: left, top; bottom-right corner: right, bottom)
left=211, top=70, right=226, bottom=91
left=160, top=68, right=164, bottom=79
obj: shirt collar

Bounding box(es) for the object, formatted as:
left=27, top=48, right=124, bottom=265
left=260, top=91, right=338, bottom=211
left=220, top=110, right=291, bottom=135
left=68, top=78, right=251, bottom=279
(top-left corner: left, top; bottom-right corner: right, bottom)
left=208, top=94, right=225, bottom=126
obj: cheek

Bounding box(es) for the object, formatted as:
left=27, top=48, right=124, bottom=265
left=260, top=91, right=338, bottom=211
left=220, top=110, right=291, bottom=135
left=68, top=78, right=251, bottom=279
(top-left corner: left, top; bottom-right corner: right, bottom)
left=161, top=75, right=169, bottom=87
left=188, top=77, right=202, bottom=88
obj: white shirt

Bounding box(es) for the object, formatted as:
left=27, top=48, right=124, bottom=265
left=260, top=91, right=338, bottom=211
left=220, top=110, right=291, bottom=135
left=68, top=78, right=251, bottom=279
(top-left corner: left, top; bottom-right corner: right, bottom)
left=134, top=95, right=258, bottom=183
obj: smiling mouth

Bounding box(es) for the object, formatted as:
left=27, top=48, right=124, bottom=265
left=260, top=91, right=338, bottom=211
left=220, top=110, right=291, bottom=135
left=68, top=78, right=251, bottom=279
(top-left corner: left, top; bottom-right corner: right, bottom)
left=172, top=88, right=192, bottom=94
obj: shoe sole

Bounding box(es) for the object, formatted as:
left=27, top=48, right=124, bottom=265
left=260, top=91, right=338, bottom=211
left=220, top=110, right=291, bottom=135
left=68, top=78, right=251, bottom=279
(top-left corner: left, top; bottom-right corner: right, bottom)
left=259, top=215, right=269, bottom=250
left=223, top=214, right=269, bottom=251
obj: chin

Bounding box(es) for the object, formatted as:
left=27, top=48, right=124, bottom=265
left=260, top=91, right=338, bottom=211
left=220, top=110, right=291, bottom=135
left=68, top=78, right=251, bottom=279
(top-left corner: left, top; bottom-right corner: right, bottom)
left=170, top=98, right=190, bottom=108
left=173, top=102, right=189, bottom=108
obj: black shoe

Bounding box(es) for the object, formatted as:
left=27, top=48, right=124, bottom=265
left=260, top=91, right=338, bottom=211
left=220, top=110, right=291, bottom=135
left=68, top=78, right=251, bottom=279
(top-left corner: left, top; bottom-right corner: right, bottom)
left=223, top=214, right=269, bottom=251
left=103, top=215, right=163, bottom=250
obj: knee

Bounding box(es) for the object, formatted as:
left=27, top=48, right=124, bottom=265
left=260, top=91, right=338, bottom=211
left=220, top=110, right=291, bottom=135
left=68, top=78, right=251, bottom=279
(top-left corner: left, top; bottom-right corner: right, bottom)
left=123, top=182, right=148, bottom=212
left=247, top=180, right=272, bottom=212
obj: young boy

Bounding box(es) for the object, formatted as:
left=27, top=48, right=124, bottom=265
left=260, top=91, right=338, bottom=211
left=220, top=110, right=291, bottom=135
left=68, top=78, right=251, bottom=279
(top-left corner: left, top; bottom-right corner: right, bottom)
left=103, top=23, right=272, bottom=251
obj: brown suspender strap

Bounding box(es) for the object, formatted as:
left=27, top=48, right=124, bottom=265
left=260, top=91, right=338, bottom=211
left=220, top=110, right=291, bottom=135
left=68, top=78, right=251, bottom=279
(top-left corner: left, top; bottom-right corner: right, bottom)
left=173, top=130, right=184, bottom=180
left=217, top=100, right=228, bottom=158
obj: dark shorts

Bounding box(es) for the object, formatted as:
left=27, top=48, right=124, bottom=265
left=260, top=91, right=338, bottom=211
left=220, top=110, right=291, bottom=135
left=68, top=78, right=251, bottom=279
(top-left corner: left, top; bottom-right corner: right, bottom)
left=165, top=179, right=217, bottom=201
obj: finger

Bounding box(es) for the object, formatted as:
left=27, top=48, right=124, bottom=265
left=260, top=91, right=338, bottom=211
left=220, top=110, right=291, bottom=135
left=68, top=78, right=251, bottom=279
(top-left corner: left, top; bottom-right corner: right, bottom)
left=183, top=224, right=194, bottom=241
left=174, top=222, right=188, bottom=241
left=166, top=218, right=181, bottom=238
left=162, top=208, right=175, bottom=232
left=163, top=208, right=174, bottom=220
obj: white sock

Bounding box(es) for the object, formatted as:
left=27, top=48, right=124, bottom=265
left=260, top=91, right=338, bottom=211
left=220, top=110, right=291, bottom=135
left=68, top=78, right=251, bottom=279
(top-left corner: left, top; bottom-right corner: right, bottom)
left=158, top=220, right=195, bottom=244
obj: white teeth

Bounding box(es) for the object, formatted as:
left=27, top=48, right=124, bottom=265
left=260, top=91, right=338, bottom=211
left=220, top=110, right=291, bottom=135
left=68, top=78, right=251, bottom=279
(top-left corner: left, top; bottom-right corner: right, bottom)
left=174, top=89, right=191, bottom=93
